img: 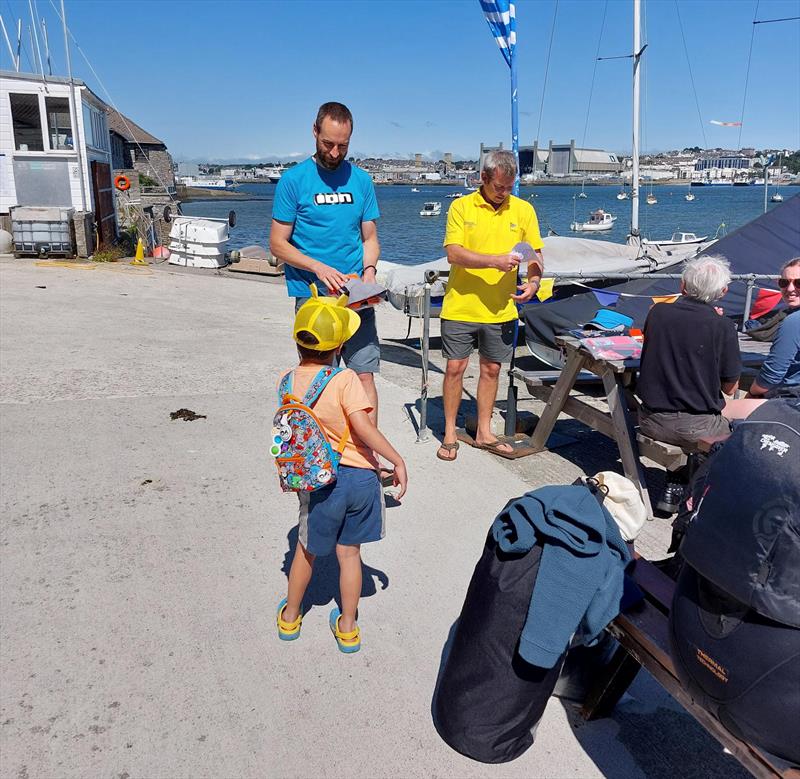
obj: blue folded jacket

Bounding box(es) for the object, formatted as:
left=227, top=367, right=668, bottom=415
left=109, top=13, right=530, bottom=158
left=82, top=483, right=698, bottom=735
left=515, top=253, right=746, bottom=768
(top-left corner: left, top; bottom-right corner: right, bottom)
left=491, top=485, right=631, bottom=668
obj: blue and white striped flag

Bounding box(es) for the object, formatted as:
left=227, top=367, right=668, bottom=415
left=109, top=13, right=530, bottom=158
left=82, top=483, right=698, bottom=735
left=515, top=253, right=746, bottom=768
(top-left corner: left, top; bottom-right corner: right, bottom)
left=479, top=0, right=516, bottom=68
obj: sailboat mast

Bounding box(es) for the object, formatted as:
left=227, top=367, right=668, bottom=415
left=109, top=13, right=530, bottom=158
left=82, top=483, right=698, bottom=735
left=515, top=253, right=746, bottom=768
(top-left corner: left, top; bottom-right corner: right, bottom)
left=631, top=0, right=641, bottom=237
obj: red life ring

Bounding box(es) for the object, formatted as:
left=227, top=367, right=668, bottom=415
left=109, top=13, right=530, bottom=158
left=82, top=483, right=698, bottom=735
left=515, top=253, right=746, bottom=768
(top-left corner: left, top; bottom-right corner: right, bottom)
left=114, top=175, right=131, bottom=191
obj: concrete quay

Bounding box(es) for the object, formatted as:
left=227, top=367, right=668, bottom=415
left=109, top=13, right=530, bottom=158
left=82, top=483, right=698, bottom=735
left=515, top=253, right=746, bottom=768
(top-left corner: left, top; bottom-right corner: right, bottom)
left=0, top=257, right=748, bottom=779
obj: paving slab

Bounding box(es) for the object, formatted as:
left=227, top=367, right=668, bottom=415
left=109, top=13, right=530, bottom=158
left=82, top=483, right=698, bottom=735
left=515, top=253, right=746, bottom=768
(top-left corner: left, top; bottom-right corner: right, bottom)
left=0, top=258, right=748, bottom=779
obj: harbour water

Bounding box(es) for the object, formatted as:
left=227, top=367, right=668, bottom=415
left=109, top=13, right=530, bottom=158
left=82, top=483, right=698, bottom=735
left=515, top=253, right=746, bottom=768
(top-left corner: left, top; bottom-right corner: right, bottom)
left=181, top=182, right=793, bottom=266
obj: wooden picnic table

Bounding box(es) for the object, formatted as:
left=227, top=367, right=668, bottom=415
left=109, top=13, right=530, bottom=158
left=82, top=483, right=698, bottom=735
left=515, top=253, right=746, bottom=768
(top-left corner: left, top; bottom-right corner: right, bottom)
left=582, top=555, right=800, bottom=779
left=513, top=333, right=770, bottom=517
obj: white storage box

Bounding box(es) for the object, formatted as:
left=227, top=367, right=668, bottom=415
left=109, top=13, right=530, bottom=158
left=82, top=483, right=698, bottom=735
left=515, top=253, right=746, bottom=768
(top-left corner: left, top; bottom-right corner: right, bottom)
left=167, top=218, right=229, bottom=268
left=11, top=206, right=75, bottom=256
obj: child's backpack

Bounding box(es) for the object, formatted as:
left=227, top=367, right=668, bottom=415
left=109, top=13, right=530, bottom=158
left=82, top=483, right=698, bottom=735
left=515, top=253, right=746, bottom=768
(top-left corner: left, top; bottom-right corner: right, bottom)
left=270, top=366, right=349, bottom=492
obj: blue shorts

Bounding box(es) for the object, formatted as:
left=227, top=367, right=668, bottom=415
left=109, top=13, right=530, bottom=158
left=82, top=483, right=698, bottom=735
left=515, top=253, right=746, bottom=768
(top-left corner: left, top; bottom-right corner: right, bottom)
left=297, top=466, right=385, bottom=556
left=295, top=297, right=380, bottom=374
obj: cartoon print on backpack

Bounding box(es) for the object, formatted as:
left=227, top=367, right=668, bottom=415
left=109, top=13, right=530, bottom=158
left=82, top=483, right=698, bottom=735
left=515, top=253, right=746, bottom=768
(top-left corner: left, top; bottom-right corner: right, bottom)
left=270, top=366, right=348, bottom=492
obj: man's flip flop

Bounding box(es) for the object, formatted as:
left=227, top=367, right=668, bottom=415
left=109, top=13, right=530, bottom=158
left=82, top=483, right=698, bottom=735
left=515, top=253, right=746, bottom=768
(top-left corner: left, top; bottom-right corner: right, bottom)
left=276, top=597, right=303, bottom=641
left=436, top=442, right=459, bottom=461
left=476, top=439, right=515, bottom=457
left=329, top=607, right=361, bottom=654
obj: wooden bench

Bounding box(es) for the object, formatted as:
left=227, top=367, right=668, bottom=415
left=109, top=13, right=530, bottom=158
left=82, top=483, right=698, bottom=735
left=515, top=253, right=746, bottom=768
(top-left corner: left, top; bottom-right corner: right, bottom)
left=581, top=557, right=799, bottom=779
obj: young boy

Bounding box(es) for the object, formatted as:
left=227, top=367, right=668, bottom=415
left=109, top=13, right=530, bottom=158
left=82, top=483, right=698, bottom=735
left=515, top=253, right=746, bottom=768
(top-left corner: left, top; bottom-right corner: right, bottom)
left=276, top=286, right=408, bottom=653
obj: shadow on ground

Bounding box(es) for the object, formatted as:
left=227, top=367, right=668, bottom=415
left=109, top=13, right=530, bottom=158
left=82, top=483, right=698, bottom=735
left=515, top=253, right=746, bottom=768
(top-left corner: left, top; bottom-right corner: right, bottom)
left=561, top=691, right=751, bottom=779
left=280, top=526, right=390, bottom=615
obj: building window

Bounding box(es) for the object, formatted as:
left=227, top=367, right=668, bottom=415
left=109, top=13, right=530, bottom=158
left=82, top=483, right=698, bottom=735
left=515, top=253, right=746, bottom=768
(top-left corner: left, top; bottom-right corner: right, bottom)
left=10, top=93, right=44, bottom=151
left=91, top=111, right=108, bottom=150
left=45, top=97, right=73, bottom=150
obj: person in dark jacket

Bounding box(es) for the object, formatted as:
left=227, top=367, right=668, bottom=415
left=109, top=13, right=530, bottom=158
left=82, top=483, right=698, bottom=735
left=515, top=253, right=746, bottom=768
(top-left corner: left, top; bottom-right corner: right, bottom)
left=637, top=255, right=741, bottom=513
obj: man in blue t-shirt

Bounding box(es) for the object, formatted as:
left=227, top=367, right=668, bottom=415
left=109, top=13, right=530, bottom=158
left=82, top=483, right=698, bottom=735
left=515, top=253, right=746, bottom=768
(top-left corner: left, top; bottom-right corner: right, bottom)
left=270, top=102, right=382, bottom=420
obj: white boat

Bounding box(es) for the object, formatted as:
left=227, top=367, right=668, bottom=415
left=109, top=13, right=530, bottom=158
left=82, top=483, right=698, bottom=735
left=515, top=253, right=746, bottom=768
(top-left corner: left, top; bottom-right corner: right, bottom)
left=168, top=216, right=232, bottom=268
left=411, top=187, right=420, bottom=193
left=771, top=192, right=784, bottom=203
left=646, top=193, right=657, bottom=205
left=419, top=201, right=442, bottom=217
left=616, top=191, right=629, bottom=200
left=177, top=175, right=235, bottom=190
left=570, top=209, right=617, bottom=232
left=642, top=231, right=708, bottom=247
left=577, top=191, right=588, bottom=198
left=446, top=192, right=463, bottom=199
left=685, top=192, right=696, bottom=202
left=263, top=166, right=284, bottom=183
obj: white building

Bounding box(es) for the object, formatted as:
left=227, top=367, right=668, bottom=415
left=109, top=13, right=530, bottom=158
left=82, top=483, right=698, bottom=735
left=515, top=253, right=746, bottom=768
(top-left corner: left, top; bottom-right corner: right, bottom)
left=1, top=70, right=115, bottom=242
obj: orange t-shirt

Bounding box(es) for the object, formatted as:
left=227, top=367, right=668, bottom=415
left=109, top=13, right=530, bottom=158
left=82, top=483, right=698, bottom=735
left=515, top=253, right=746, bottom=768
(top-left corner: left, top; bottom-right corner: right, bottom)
left=280, top=365, right=378, bottom=470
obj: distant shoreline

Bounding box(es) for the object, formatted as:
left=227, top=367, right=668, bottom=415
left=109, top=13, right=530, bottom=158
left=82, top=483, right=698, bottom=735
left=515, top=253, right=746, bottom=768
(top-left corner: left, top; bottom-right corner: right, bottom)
left=181, top=179, right=796, bottom=202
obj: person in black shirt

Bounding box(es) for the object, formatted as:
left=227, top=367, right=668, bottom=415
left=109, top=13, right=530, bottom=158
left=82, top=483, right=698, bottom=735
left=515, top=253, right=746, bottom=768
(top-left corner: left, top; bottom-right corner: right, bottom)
left=638, top=255, right=741, bottom=512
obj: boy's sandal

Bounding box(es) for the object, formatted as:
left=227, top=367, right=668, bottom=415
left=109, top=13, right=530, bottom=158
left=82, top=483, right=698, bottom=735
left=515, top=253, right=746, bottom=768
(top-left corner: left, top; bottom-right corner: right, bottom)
left=329, top=607, right=361, bottom=654
left=277, top=597, right=303, bottom=641
left=436, top=441, right=459, bottom=461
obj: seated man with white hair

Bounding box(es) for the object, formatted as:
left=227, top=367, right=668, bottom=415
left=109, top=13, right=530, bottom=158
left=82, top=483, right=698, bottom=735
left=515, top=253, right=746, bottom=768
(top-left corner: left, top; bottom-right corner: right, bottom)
left=637, top=255, right=741, bottom=513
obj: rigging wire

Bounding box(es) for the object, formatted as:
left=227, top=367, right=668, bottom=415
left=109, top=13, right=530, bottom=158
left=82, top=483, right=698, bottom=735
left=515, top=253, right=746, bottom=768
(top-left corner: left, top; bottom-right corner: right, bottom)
left=737, top=0, right=761, bottom=149
left=579, top=0, right=608, bottom=151
left=534, top=0, right=559, bottom=148
left=674, top=0, right=707, bottom=149
left=47, top=0, right=177, bottom=200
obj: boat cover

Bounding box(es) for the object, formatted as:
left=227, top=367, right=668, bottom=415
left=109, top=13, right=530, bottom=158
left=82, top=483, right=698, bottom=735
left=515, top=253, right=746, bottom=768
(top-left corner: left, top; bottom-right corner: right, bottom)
left=523, top=194, right=800, bottom=356
left=379, top=235, right=706, bottom=318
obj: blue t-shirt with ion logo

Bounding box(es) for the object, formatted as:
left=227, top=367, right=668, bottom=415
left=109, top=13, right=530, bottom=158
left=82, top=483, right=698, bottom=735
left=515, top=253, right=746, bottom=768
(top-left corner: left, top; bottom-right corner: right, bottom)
left=272, top=157, right=380, bottom=298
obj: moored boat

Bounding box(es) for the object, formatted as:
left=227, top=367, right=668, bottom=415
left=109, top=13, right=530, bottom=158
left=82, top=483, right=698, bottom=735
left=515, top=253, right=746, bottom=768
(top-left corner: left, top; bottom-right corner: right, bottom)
left=642, top=231, right=708, bottom=247
left=420, top=201, right=442, bottom=217
left=570, top=209, right=616, bottom=232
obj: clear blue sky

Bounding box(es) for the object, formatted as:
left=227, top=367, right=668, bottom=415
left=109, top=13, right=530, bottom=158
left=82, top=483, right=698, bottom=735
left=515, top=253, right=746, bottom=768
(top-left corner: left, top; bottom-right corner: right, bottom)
left=3, top=0, right=798, bottom=160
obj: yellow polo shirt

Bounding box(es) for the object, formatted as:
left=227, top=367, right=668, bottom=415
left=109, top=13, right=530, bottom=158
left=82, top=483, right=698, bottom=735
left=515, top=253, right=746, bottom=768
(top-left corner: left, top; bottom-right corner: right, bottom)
left=441, top=190, right=544, bottom=323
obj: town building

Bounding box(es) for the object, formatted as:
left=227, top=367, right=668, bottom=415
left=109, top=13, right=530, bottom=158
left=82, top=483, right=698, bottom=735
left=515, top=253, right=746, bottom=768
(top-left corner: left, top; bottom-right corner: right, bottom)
left=694, top=155, right=750, bottom=172
left=480, top=139, right=621, bottom=177
left=1, top=69, right=114, bottom=250
left=107, top=108, right=175, bottom=191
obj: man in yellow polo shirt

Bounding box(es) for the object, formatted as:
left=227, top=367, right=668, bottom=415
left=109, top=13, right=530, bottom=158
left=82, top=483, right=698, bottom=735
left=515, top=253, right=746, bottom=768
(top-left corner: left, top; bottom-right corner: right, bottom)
left=437, top=150, right=544, bottom=461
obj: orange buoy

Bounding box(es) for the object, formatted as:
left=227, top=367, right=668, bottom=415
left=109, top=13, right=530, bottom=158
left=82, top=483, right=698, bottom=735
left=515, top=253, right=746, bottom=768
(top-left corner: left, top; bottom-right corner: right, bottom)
left=114, top=175, right=131, bottom=191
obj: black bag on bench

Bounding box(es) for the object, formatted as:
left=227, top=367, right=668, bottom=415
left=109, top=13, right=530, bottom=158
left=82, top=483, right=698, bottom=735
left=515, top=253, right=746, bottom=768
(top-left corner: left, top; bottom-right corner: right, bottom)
left=432, top=532, right=565, bottom=764
left=669, top=399, right=800, bottom=764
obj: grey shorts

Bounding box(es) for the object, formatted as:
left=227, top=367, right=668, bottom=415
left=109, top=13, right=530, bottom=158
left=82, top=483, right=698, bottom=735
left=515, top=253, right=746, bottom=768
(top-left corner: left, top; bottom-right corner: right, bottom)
left=440, top=318, right=516, bottom=363
left=638, top=408, right=732, bottom=451
left=294, top=297, right=380, bottom=374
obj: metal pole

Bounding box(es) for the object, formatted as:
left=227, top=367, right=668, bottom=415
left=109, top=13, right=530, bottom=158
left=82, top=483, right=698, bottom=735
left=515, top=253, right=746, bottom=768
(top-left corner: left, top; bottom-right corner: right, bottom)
left=0, top=16, right=16, bottom=67
left=41, top=17, right=51, bottom=76
left=742, top=276, right=756, bottom=328
left=504, top=314, right=519, bottom=436
left=417, top=280, right=432, bottom=443
left=61, top=0, right=87, bottom=212
left=28, top=0, right=44, bottom=80
left=510, top=22, right=519, bottom=197
left=764, top=164, right=768, bottom=214
left=631, top=0, right=641, bottom=237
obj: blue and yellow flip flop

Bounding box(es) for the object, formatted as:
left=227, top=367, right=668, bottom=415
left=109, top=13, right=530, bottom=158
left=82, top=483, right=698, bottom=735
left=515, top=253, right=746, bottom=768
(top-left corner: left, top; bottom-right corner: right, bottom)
left=329, top=607, right=361, bottom=654
left=276, top=598, right=303, bottom=641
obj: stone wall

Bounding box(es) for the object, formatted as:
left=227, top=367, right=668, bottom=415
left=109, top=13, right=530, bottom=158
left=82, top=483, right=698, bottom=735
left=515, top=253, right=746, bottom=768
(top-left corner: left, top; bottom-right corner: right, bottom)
left=112, top=170, right=179, bottom=248
left=131, top=146, right=176, bottom=189
left=71, top=211, right=95, bottom=258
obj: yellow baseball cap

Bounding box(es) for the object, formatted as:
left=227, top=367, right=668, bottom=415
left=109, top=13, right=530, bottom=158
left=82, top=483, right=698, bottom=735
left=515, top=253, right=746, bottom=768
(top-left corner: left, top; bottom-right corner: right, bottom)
left=293, top=284, right=361, bottom=351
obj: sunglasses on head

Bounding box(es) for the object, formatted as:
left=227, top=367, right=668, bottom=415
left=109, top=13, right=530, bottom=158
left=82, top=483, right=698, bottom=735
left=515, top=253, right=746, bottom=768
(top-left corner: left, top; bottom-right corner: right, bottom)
left=778, top=278, right=799, bottom=290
